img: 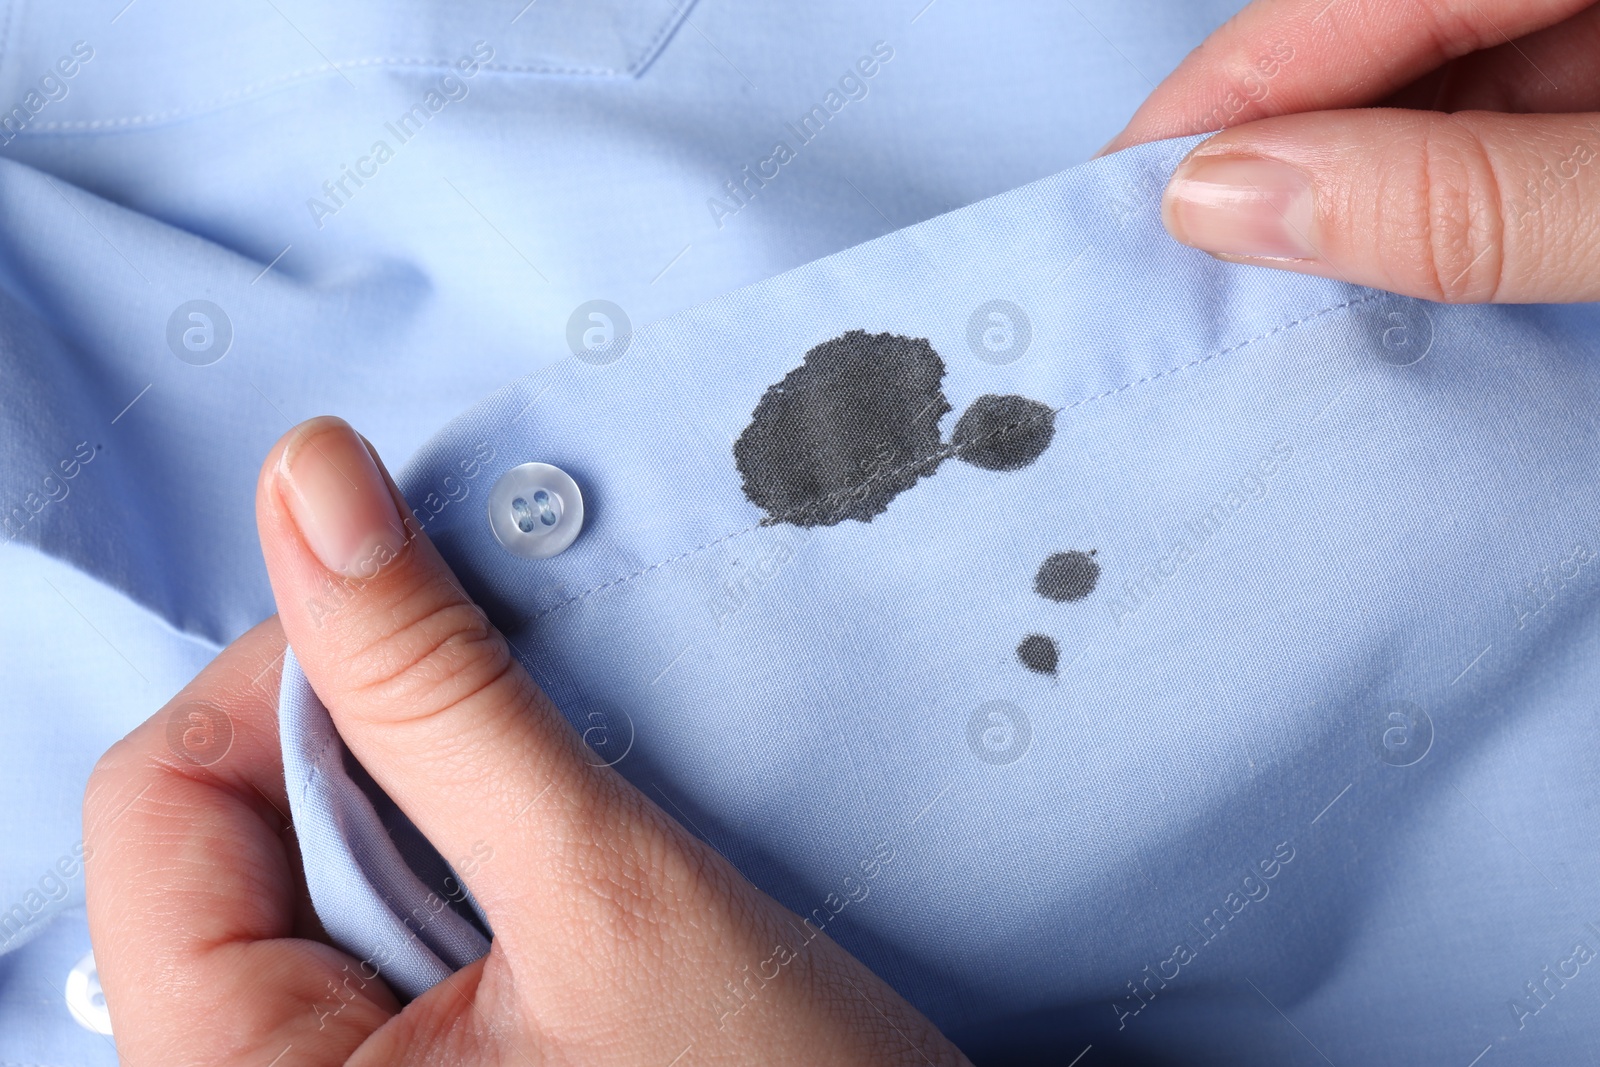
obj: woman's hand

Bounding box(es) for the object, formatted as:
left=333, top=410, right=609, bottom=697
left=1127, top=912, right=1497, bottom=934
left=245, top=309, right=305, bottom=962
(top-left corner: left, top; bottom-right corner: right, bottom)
left=1104, top=0, right=1600, bottom=302
left=84, top=416, right=969, bottom=1066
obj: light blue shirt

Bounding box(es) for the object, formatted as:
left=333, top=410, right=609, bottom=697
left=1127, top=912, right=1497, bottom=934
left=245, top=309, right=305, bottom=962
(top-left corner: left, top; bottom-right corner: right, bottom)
left=6, top=1, right=1600, bottom=1064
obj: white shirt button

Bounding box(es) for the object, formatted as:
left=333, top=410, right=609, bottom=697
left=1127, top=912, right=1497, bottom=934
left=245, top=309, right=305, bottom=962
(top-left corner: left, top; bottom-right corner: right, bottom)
left=65, top=950, right=113, bottom=1035
left=487, top=462, right=585, bottom=559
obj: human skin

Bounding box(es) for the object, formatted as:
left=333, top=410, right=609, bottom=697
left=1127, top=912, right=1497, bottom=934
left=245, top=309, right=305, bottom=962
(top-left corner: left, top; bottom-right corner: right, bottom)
left=1102, top=0, right=1600, bottom=303
left=84, top=416, right=971, bottom=1066
left=82, top=7, right=1600, bottom=1055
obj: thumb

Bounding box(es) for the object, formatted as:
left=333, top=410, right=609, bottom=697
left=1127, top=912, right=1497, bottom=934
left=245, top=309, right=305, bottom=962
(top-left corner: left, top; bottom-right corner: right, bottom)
left=257, top=419, right=973, bottom=1064
left=255, top=416, right=607, bottom=933
left=1160, top=109, right=1600, bottom=303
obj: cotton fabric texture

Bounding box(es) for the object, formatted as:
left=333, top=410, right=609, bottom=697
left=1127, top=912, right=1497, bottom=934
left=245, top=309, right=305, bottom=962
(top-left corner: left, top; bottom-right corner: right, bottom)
left=283, top=134, right=1600, bottom=1063
left=2, top=1, right=1176, bottom=1055
left=2, top=0, right=1599, bottom=1062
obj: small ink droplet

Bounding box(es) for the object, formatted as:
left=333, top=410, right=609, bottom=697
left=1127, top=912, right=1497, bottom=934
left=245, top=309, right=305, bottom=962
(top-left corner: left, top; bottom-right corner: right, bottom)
left=1017, top=634, right=1059, bottom=675
left=1035, top=550, right=1100, bottom=602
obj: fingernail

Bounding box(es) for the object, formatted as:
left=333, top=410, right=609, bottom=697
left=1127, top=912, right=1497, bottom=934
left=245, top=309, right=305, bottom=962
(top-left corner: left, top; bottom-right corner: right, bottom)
left=277, top=416, right=406, bottom=578
left=1163, top=155, right=1318, bottom=260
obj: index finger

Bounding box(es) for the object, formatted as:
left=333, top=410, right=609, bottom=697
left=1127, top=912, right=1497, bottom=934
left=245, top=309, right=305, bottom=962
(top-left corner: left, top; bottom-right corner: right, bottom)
left=1099, top=0, right=1591, bottom=154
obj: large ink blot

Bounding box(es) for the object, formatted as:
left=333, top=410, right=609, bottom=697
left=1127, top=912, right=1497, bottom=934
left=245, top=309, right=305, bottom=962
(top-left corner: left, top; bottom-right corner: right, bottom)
left=1034, top=550, right=1099, bottom=602
left=734, top=330, right=950, bottom=526
left=952, top=394, right=1056, bottom=471
left=732, top=333, right=1093, bottom=680
left=735, top=330, right=1056, bottom=527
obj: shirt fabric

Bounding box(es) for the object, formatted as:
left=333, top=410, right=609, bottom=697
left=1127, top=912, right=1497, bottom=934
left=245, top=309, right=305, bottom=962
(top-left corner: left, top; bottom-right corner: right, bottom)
left=279, top=133, right=1600, bottom=1064
left=3, top=0, right=1599, bottom=1064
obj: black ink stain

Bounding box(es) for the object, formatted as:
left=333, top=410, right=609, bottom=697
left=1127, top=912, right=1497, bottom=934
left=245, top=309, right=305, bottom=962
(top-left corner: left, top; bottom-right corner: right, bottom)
left=1017, top=634, right=1059, bottom=675
left=1034, top=549, right=1099, bottom=602
left=734, top=331, right=1056, bottom=527
left=733, top=330, right=950, bottom=527
left=952, top=393, right=1056, bottom=471
left=1018, top=551, right=1099, bottom=677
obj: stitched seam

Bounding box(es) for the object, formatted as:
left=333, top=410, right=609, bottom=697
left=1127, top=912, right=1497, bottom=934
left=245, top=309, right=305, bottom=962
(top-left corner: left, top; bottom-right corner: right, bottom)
left=625, top=0, right=696, bottom=76
left=532, top=290, right=1385, bottom=620
left=18, top=53, right=648, bottom=135
left=21, top=2, right=695, bottom=134
left=533, top=520, right=766, bottom=620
